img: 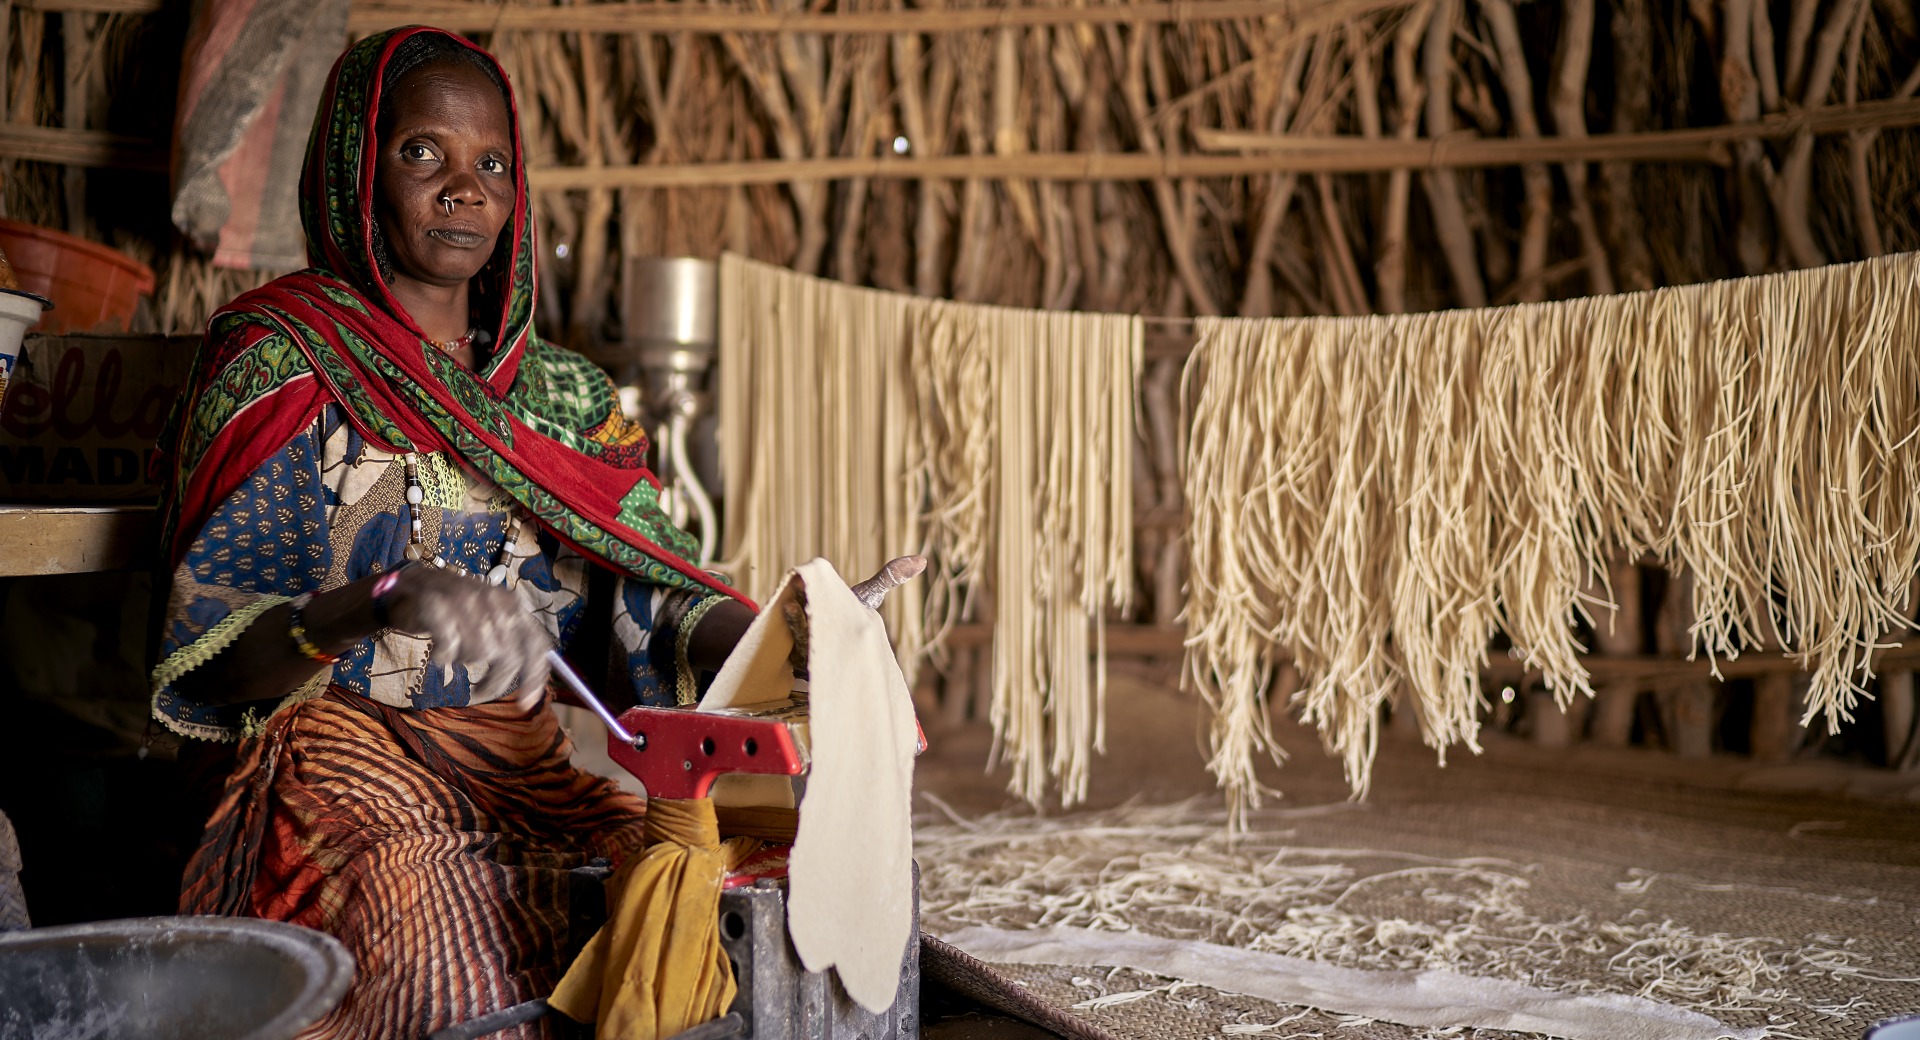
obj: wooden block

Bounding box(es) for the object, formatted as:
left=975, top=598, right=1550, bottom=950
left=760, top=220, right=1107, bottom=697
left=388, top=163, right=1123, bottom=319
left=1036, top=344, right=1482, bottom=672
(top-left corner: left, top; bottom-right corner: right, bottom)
left=0, top=504, right=154, bottom=576
left=910, top=668, right=942, bottom=721
left=715, top=804, right=798, bottom=844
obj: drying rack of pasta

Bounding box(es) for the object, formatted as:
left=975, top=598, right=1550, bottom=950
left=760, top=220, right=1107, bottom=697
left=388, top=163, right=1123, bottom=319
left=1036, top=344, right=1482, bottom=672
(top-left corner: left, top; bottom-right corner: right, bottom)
left=717, top=252, right=1920, bottom=816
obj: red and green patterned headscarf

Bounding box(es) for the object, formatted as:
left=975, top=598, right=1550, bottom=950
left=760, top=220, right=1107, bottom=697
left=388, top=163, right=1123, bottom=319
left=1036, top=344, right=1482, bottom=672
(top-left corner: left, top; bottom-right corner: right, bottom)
left=160, top=26, right=747, bottom=605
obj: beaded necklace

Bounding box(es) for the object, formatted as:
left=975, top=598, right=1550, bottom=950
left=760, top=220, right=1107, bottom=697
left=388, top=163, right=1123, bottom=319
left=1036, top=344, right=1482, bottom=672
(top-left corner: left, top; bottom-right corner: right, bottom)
left=401, top=452, right=513, bottom=586
left=426, top=329, right=476, bottom=354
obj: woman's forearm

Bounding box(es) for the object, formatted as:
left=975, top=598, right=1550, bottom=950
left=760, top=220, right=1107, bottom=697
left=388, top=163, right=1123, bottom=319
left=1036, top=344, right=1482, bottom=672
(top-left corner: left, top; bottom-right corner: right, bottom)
left=678, top=555, right=924, bottom=676
left=177, top=580, right=758, bottom=706
left=170, top=578, right=386, bottom=706
left=683, top=598, right=756, bottom=673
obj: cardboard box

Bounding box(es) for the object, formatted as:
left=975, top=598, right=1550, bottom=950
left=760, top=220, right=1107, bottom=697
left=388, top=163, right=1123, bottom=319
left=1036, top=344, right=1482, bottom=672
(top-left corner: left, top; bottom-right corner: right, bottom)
left=0, top=334, right=199, bottom=503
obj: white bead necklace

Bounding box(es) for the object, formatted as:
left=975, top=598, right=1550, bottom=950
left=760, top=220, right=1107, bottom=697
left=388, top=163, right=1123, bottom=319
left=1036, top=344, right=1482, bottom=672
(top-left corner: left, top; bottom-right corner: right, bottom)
left=402, top=452, right=512, bottom=586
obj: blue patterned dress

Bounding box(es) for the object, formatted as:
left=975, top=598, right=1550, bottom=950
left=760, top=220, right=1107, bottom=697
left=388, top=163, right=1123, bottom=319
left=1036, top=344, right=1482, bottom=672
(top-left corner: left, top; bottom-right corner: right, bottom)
left=152, top=403, right=714, bottom=741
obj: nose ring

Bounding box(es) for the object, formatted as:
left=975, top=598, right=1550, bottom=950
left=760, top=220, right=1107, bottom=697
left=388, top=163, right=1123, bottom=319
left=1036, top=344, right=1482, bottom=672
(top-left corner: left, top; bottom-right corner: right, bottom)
left=439, top=195, right=454, bottom=216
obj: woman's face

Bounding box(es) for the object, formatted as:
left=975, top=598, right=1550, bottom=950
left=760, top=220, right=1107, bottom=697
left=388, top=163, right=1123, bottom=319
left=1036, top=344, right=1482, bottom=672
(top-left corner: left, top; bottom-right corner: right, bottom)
left=374, top=60, right=514, bottom=291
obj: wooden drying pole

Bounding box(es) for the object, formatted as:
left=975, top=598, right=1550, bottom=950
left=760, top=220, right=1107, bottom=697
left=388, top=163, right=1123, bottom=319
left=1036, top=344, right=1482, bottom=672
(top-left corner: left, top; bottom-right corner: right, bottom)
left=9, top=0, right=155, bottom=11
left=0, top=124, right=165, bottom=169
left=346, top=0, right=1413, bottom=34
left=520, top=96, right=1920, bottom=189
left=10, top=75, right=1917, bottom=184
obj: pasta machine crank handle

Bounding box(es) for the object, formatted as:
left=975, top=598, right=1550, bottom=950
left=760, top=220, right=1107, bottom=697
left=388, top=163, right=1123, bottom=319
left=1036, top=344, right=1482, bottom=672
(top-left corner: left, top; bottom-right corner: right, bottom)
left=545, top=649, right=636, bottom=745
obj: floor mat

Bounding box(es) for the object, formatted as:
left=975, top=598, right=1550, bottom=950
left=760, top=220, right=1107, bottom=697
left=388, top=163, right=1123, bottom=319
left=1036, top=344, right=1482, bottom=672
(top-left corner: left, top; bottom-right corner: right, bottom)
left=911, top=682, right=1920, bottom=1040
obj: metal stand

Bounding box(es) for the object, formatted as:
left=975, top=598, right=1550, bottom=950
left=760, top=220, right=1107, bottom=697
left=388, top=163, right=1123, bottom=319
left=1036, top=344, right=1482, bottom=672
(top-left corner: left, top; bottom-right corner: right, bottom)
left=591, top=256, right=724, bottom=565
left=431, top=868, right=921, bottom=1040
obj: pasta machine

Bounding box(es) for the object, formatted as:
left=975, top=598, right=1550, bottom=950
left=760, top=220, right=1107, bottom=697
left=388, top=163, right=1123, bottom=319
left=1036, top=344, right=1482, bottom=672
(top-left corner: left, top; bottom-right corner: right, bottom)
left=428, top=652, right=920, bottom=1040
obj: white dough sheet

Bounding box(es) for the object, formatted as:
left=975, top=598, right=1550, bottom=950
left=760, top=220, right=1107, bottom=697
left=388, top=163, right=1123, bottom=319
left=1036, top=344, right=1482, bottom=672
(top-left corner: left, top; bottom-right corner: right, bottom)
left=942, top=925, right=1770, bottom=1040
left=699, top=558, right=919, bottom=1013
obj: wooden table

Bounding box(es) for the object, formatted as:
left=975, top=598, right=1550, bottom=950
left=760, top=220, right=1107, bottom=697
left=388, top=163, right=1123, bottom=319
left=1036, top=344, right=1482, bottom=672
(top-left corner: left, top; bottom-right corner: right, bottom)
left=0, top=504, right=155, bottom=577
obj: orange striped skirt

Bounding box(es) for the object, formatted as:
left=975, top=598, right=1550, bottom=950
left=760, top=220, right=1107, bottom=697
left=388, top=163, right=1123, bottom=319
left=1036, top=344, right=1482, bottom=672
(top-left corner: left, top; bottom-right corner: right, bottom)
left=181, top=688, right=648, bottom=1039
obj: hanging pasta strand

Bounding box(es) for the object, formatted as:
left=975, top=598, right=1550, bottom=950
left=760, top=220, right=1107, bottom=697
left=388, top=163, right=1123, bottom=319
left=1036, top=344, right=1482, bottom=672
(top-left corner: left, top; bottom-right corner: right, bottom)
left=718, top=255, right=1140, bottom=805
left=959, top=302, right=1140, bottom=805
left=716, top=254, right=927, bottom=672
left=1187, top=252, right=1920, bottom=817
left=727, top=249, right=1920, bottom=816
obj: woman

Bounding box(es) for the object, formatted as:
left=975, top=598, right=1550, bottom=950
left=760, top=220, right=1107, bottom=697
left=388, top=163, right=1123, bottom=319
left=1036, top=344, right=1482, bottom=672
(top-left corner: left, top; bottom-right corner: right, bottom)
left=154, top=26, right=776, bottom=1037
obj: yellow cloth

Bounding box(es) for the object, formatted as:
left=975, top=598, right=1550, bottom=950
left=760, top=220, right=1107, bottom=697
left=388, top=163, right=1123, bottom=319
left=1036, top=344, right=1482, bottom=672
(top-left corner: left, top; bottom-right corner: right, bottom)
left=549, top=798, right=755, bottom=1039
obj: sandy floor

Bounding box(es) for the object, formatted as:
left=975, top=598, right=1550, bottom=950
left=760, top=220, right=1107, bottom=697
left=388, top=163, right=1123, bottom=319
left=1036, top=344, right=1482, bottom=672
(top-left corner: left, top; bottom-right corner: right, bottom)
left=913, top=666, right=1920, bottom=815
left=909, top=669, right=1920, bottom=1039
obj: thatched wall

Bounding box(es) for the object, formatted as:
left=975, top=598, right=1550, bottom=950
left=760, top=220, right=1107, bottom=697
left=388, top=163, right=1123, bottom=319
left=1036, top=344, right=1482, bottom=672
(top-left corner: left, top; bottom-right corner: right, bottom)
left=5, top=1, right=1920, bottom=768
left=2, top=0, right=1916, bottom=340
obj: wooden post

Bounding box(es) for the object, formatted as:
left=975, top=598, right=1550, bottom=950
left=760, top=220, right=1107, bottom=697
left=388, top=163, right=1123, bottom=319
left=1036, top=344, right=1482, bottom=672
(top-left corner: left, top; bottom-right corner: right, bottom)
left=1386, top=672, right=1425, bottom=741
left=1530, top=689, right=1576, bottom=748
left=1603, top=0, right=1656, bottom=290
left=1669, top=684, right=1717, bottom=758
left=1587, top=558, right=1644, bottom=746
left=1490, top=683, right=1517, bottom=733
left=1141, top=359, right=1184, bottom=629
left=1886, top=673, right=1917, bottom=769
left=1375, top=0, right=1432, bottom=315
left=1590, top=682, right=1638, bottom=746
left=1482, top=0, right=1553, bottom=303
left=1750, top=673, right=1798, bottom=762
left=1879, top=581, right=1919, bottom=769
left=0, top=1, right=13, bottom=132
left=1655, top=569, right=1716, bottom=757
left=61, top=10, right=88, bottom=237
left=1418, top=0, right=1487, bottom=307
left=942, top=644, right=976, bottom=727
left=971, top=643, right=994, bottom=729
left=1548, top=0, right=1615, bottom=294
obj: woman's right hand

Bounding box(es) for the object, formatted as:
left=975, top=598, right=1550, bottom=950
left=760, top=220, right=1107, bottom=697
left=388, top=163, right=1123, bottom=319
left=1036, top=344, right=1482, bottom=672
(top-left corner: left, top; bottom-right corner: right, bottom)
left=376, top=565, right=552, bottom=707
left=850, top=554, right=928, bottom=610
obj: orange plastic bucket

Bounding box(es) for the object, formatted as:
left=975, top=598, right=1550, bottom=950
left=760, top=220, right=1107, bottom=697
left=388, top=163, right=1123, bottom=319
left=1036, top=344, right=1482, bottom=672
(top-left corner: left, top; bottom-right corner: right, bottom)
left=0, top=219, right=155, bottom=334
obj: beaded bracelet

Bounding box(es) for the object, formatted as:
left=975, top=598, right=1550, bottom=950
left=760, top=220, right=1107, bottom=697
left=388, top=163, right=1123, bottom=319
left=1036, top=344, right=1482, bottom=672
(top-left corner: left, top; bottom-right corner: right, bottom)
left=287, top=593, right=340, bottom=665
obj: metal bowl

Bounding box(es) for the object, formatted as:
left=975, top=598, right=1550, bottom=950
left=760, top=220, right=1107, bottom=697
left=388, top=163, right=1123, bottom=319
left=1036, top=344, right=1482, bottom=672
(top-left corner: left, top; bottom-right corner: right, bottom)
left=1867, top=1016, right=1920, bottom=1040
left=0, top=916, right=353, bottom=1040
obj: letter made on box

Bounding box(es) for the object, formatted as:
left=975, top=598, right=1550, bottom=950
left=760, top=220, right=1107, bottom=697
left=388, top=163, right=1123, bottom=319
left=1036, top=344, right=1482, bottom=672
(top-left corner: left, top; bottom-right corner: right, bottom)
left=0, top=340, right=181, bottom=502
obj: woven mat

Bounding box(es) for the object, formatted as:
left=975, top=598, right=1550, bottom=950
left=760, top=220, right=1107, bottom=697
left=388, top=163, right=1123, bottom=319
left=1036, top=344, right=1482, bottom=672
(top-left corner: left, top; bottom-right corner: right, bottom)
left=913, top=698, right=1920, bottom=1040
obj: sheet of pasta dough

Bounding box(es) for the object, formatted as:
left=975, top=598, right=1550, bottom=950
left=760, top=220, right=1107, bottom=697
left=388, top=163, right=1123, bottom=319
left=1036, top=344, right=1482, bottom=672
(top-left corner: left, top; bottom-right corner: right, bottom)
left=700, top=564, right=802, bottom=810
left=699, top=558, right=917, bottom=1012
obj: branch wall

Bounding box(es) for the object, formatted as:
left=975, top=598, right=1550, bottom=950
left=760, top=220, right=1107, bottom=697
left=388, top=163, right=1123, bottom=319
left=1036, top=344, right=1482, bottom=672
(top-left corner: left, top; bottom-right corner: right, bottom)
left=2, top=0, right=1917, bottom=768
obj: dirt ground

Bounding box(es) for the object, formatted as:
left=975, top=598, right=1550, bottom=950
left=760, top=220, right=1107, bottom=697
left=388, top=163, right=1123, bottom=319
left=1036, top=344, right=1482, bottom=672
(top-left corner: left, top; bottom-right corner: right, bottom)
left=910, top=667, right=1920, bottom=1039
left=913, top=665, right=1920, bottom=816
